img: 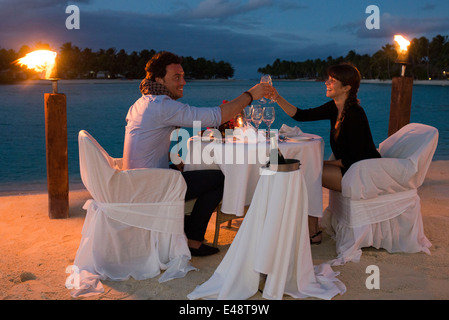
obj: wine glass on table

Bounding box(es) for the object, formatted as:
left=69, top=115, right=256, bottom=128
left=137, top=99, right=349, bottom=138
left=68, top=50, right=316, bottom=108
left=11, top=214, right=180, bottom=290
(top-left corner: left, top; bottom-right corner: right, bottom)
left=263, top=106, right=275, bottom=140
left=260, top=75, right=276, bottom=103
left=244, top=106, right=252, bottom=128
left=251, top=105, right=263, bottom=133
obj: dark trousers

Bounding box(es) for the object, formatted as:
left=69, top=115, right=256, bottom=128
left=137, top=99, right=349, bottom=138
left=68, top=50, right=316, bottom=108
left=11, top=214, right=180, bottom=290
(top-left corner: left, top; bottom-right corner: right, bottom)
left=182, top=170, right=224, bottom=242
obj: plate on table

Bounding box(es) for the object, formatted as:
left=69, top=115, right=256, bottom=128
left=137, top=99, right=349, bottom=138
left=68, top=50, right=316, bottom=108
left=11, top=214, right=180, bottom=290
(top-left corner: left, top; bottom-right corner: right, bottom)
left=287, top=136, right=314, bottom=142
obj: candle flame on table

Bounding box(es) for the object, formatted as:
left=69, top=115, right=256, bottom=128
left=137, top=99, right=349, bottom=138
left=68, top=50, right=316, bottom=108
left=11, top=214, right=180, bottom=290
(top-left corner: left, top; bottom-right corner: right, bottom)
left=15, top=50, right=57, bottom=79
left=394, top=35, right=410, bottom=52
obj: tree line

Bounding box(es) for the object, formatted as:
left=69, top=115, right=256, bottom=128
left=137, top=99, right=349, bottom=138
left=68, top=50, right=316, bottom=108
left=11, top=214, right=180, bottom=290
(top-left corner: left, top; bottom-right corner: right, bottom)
left=0, top=42, right=234, bottom=83
left=2, top=35, right=448, bottom=83
left=258, top=34, right=449, bottom=80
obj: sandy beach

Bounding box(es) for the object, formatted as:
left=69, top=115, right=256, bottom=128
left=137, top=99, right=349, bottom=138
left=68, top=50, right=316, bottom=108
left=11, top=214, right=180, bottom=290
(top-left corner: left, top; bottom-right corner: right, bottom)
left=1, top=160, right=448, bottom=301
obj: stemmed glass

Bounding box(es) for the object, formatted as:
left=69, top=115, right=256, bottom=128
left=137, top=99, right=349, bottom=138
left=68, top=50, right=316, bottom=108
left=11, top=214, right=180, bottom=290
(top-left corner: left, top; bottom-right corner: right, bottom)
left=260, top=75, right=275, bottom=103
left=251, top=105, right=263, bottom=133
left=244, top=106, right=252, bottom=128
left=263, top=106, right=275, bottom=139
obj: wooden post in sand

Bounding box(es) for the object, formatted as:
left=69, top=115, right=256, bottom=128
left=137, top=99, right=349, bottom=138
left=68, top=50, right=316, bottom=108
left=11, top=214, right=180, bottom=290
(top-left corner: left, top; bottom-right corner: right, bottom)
left=44, top=92, right=69, bottom=219
left=389, top=35, right=413, bottom=137
left=388, top=76, right=413, bottom=136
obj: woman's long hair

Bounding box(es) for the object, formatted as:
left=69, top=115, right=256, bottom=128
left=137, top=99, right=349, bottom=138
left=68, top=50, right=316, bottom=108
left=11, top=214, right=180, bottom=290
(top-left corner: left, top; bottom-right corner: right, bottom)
left=327, top=63, right=361, bottom=139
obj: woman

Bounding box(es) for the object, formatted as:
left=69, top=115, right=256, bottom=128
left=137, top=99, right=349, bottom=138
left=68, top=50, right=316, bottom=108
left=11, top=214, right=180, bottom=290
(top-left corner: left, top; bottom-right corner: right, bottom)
left=272, top=63, right=381, bottom=244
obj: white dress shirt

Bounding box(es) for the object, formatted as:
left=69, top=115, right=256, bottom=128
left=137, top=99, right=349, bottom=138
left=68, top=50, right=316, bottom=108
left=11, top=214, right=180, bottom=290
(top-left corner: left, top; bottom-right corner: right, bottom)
left=123, top=94, right=222, bottom=169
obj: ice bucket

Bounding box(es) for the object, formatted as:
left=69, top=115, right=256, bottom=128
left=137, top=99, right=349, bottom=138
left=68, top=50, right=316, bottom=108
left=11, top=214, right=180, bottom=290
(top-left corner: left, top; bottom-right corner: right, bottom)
left=265, top=158, right=301, bottom=172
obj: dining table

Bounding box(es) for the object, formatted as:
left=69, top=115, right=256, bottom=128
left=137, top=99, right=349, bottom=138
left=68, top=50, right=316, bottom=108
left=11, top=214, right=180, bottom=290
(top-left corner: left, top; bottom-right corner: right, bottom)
left=187, top=165, right=346, bottom=300
left=183, top=128, right=325, bottom=218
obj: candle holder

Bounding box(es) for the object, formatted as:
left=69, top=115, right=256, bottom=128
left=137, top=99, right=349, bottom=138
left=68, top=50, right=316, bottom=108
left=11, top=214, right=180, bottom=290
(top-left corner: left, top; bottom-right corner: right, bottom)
left=49, top=78, right=60, bottom=94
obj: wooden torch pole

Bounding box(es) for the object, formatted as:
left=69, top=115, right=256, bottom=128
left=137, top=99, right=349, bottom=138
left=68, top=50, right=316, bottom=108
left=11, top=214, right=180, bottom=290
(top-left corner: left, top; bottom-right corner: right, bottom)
left=44, top=86, right=69, bottom=219
left=388, top=36, right=413, bottom=137
left=388, top=75, right=413, bottom=136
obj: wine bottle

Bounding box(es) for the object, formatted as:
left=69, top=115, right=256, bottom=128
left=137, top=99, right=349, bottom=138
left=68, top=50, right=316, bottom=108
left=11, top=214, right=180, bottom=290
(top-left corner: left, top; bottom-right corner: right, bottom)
left=267, top=135, right=286, bottom=166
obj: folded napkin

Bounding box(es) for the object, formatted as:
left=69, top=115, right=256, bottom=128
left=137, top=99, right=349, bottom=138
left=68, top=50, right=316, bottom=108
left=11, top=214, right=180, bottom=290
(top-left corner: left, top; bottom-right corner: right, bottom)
left=280, top=124, right=303, bottom=137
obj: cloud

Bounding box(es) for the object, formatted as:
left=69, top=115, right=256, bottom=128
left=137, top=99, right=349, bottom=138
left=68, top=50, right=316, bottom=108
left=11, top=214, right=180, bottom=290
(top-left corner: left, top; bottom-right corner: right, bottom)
left=338, top=13, right=449, bottom=41
left=420, top=2, right=437, bottom=11
left=173, top=0, right=304, bottom=22
left=0, top=2, right=353, bottom=78
left=3, top=1, right=447, bottom=78
left=0, top=0, right=92, bottom=49
left=185, top=0, right=273, bottom=19
left=277, top=1, right=307, bottom=11
left=271, top=32, right=310, bottom=42
left=0, top=0, right=287, bottom=77
left=0, top=0, right=89, bottom=13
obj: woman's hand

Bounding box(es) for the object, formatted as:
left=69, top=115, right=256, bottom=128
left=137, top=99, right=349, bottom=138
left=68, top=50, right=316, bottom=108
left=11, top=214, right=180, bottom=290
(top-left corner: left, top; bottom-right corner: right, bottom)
left=271, top=87, right=297, bottom=117
left=269, top=86, right=280, bottom=101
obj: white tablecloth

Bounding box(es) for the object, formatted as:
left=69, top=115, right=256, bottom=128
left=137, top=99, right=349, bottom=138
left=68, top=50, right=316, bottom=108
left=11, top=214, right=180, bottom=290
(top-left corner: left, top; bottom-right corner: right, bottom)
left=184, top=132, right=324, bottom=217
left=187, top=168, right=345, bottom=300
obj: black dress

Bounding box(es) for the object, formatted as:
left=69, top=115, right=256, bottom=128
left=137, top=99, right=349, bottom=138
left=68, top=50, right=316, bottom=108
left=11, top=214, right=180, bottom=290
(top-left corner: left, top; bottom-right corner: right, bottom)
left=292, top=100, right=381, bottom=175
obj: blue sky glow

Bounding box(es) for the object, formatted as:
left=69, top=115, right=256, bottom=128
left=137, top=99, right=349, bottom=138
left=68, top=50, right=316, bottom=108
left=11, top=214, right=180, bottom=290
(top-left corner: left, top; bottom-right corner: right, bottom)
left=1, top=0, right=449, bottom=78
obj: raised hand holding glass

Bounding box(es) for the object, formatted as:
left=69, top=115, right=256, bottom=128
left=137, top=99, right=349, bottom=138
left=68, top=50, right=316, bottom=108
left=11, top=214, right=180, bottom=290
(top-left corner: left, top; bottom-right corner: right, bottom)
left=260, top=75, right=276, bottom=103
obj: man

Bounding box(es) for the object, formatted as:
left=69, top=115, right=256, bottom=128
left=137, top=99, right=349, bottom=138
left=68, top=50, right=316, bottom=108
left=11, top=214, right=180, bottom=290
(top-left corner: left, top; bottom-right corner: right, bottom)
left=123, top=51, right=269, bottom=256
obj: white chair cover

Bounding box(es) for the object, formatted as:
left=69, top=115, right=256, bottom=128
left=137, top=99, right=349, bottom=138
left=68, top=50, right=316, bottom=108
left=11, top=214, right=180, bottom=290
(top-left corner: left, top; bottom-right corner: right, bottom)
left=71, top=130, right=196, bottom=297
left=188, top=168, right=345, bottom=300
left=322, top=123, right=438, bottom=265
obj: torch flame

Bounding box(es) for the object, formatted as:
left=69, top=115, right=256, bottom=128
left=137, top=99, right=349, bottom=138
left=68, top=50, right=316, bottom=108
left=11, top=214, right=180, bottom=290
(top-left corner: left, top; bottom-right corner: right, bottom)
left=394, top=35, right=410, bottom=52
left=15, top=50, right=57, bottom=79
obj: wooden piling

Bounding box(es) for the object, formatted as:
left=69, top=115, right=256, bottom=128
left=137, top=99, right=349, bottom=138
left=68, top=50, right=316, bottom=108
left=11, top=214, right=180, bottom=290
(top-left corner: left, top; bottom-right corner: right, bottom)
left=44, top=93, right=69, bottom=219
left=388, top=76, right=413, bottom=136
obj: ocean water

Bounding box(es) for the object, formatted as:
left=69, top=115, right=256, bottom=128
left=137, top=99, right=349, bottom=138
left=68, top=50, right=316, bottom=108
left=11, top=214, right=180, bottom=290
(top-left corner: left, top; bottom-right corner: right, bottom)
left=1, top=79, right=448, bottom=194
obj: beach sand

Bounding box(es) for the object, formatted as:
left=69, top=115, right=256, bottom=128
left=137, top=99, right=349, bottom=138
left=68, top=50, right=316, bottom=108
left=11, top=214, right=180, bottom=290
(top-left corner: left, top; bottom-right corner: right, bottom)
left=1, top=160, right=448, bottom=301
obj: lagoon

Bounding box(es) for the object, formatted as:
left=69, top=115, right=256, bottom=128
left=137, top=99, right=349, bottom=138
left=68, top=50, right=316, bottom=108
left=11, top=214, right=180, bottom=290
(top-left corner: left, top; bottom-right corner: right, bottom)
left=1, top=79, right=448, bottom=194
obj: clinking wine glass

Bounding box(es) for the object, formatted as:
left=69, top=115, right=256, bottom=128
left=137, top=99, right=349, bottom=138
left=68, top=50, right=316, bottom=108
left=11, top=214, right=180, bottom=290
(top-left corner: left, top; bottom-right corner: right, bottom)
left=263, top=106, right=275, bottom=139
left=260, top=74, right=276, bottom=103
left=259, top=75, right=271, bottom=103
left=251, top=105, right=263, bottom=133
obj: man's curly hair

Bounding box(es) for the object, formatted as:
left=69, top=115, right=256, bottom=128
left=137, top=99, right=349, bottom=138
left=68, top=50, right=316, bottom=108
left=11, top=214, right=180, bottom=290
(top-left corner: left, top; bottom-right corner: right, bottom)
left=145, top=51, right=183, bottom=81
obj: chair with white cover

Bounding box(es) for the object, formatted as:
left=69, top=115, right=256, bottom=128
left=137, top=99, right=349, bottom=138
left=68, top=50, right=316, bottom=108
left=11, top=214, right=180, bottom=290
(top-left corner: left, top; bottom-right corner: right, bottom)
left=70, top=130, right=196, bottom=297
left=322, top=123, right=438, bottom=266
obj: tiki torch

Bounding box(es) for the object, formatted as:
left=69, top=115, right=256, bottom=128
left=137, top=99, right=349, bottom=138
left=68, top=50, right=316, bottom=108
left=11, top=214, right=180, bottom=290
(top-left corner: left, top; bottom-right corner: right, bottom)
left=15, top=50, right=69, bottom=219
left=388, top=35, right=413, bottom=136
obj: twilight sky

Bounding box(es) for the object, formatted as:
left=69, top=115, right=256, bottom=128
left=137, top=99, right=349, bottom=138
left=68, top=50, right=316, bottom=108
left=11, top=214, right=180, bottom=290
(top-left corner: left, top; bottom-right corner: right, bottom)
left=1, top=0, right=449, bottom=78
